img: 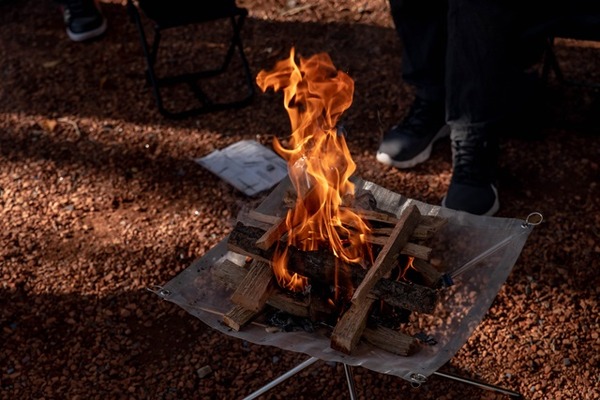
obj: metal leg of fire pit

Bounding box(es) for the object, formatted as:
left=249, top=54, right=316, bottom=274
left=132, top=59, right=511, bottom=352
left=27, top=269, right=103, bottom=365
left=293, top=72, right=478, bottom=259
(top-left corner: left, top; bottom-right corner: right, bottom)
left=242, top=357, right=521, bottom=399
left=242, top=357, right=359, bottom=400
left=432, top=370, right=522, bottom=398
left=242, top=357, right=319, bottom=400
left=342, top=363, right=358, bottom=400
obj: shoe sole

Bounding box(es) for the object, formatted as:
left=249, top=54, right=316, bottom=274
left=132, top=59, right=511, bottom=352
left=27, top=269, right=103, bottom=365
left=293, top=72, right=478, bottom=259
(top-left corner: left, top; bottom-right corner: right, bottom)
left=441, top=184, right=500, bottom=216
left=67, top=18, right=107, bottom=42
left=376, top=124, right=450, bottom=169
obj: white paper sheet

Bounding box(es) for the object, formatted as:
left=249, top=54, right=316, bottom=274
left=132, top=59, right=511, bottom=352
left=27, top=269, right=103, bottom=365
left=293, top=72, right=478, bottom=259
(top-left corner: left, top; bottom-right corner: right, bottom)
left=195, top=140, right=288, bottom=196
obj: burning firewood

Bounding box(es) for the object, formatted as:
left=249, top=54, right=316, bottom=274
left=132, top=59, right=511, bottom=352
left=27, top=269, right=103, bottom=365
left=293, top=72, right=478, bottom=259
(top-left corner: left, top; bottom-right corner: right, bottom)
left=226, top=222, right=440, bottom=313
left=351, top=205, right=422, bottom=306
left=255, top=217, right=287, bottom=250
left=213, top=258, right=418, bottom=356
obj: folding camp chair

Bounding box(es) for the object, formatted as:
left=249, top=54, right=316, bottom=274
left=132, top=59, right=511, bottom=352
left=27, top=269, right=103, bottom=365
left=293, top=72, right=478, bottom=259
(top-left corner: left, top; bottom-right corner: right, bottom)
left=537, top=13, right=600, bottom=88
left=127, top=0, right=255, bottom=118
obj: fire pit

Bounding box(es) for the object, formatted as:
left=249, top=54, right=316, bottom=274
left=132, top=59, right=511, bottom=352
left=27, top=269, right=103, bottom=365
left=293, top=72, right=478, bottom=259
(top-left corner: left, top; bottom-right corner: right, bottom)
left=153, top=177, right=539, bottom=390
left=151, top=49, right=540, bottom=397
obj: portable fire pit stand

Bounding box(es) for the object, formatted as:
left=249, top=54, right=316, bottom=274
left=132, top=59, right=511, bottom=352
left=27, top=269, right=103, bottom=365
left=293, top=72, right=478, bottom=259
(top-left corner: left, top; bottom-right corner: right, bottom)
left=152, top=178, right=541, bottom=399
left=238, top=356, right=522, bottom=400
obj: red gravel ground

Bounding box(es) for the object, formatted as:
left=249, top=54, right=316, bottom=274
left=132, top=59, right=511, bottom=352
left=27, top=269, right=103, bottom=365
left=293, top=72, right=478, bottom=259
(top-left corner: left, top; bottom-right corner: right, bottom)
left=1, top=1, right=599, bottom=399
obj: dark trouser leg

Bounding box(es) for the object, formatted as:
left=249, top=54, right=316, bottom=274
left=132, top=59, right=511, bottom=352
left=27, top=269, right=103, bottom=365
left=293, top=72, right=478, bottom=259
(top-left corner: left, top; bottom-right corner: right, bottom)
left=377, top=0, right=449, bottom=169
left=443, top=0, right=548, bottom=214
left=445, top=0, right=547, bottom=139
left=388, top=0, right=448, bottom=102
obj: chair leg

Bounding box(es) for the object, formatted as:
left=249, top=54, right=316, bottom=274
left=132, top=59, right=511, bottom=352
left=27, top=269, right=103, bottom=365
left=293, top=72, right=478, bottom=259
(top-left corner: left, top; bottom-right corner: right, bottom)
left=127, top=0, right=167, bottom=115
left=231, top=14, right=256, bottom=101
left=542, top=37, right=565, bottom=84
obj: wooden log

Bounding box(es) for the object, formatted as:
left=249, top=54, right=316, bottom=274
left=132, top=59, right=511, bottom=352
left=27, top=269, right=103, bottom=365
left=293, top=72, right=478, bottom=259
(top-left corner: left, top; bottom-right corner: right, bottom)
left=256, top=217, right=287, bottom=250
left=368, top=215, right=446, bottom=242
left=213, top=259, right=311, bottom=317
left=230, top=260, right=274, bottom=312
left=330, top=297, right=375, bottom=354
left=288, top=249, right=438, bottom=313
left=212, top=259, right=248, bottom=290
left=227, top=223, right=439, bottom=314
left=213, top=261, right=419, bottom=356
left=411, top=258, right=443, bottom=287
left=401, top=242, right=432, bottom=260
left=351, top=205, right=422, bottom=306
left=411, top=215, right=447, bottom=240
left=365, top=238, right=432, bottom=260
left=366, top=235, right=388, bottom=247
left=362, top=326, right=418, bottom=356
left=223, top=305, right=257, bottom=331
left=247, top=210, right=282, bottom=225
left=267, top=293, right=311, bottom=318
left=345, top=207, right=398, bottom=224
left=227, top=223, right=273, bottom=264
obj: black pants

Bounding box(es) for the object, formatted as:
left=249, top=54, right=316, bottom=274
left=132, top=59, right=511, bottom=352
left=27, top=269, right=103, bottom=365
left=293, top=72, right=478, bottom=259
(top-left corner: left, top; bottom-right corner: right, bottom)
left=389, top=0, right=590, bottom=139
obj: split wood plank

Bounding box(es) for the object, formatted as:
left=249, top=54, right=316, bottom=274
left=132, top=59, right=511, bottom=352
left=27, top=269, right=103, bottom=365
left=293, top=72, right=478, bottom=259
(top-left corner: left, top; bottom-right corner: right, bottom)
left=212, top=259, right=247, bottom=290
left=401, top=242, right=432, bottom=260
left=213, top=259, right=311, bottom=317
left=362, top=325, right=418, bottom=356
left=223, top=305, right=257, bottom=331
left=255, top=217, right=287, bottom=250
left=365, top=238, right=432, bottom=261
left=411, top=258, right=443, bottom=287
left=351, top=204, right=422, bottom=306
left=230, top=260, right=274, bottom=312
left=330, top=297, right=375, bottom=354
left=345, top=207, right=398, bottom=224
left=411, top=216, right=447, bottom=240
left=369, top=215, right=446, bottom=241
left=247, top=210, right=282, bottom=225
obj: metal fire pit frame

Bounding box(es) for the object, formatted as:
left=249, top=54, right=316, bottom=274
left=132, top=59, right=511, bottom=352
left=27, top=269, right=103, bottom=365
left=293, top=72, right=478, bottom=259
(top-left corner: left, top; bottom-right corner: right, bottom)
left=153, top=178, right=540, bottom=398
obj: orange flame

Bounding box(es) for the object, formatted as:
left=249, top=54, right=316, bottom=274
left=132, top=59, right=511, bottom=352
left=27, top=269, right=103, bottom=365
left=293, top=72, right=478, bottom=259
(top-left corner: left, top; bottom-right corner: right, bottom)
left=256, top=48, right=371, bottom=291
left=400, top=257, right=416, bottom=281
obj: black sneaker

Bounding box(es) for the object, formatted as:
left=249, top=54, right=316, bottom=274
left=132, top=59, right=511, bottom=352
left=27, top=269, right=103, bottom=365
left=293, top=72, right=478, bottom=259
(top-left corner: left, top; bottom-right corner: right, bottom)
left=377, top=97, right=448, bottom=169
left=62, top=0, right=107, bottom=42
left=442, top=134, right=500, bottom=216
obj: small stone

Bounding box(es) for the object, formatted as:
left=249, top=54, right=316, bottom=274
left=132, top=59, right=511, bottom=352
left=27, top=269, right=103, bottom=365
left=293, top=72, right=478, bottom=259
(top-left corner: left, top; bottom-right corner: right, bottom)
left=197, top=365, right=212, bottom=379
left=563, top=358, right=571, bottom=366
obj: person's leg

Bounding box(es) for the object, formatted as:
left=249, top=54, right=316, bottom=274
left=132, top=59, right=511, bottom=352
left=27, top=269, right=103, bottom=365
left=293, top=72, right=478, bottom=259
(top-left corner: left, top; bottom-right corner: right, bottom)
left=389, top=0, right=447, bottom=102
left=377, top=0, right=449, bottom=169
left=443, top=0, right=544, bottom=215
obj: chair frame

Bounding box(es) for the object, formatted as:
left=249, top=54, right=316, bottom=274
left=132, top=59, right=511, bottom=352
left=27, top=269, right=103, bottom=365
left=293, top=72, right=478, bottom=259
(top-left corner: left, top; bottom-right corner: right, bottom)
left=538, top=13, right=600, bottom=89
left=126, top=0, right=255, bottom=119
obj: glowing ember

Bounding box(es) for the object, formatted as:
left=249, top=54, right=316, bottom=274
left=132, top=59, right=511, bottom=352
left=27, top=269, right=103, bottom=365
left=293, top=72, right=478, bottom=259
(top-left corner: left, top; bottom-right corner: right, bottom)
left=256, top=48, right=371, bottom=291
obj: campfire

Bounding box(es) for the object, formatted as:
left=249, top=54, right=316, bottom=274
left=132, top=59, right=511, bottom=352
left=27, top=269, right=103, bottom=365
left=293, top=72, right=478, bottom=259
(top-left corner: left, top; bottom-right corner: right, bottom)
left=159, top=161, right=536, bottom=380
left=211, top=49, right=451, bottom=357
